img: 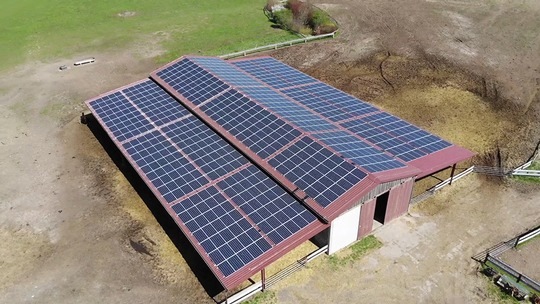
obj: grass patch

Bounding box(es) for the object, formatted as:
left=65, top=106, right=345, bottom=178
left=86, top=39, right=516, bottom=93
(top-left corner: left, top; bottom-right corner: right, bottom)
left=244, top=290, right=277, bottom=304
left=0, top=0, right=296, bottom=71
left=327, top=235, right=382, bottom=268
left=512, top=161, right=540, bottom=183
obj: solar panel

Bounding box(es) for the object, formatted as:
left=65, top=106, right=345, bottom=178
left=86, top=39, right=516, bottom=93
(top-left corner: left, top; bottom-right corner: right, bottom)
left=123, top=80, right=191, bottom=126
left=201, top=89, right=302, bottom=159
left=190, top=57, right=261, bottom=87
left=162, top=116, right=249, bottom=180
left=89, top=92, right=154, bottom=142
left=233, top=57, right=317, bottom=89
left=123, top=130, right=208, bottom=203
left=361, top=113, right=452, bottom=155
left=269, top=137, right=367, bottom=208
left=341, top=112, right=452, bottom=162
left=312, top=131, right=405, bottom=172
left=171, top=186, right=272, bottom=277
left=218, top=166, right=318, bottom=244
left=299, top=83, right=379, bottom=118
left=240, top=86, right=336, bottom=132
left=156, top=58, right=230, bottom=105
left=281, top=86, right=354, bottom=122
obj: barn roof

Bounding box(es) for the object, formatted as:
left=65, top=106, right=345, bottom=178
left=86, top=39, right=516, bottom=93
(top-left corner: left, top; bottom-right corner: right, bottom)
left=86, top=55, right=473, bottom=290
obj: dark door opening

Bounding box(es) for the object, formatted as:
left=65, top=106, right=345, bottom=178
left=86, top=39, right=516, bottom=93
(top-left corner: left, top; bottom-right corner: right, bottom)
left=374, top=191, right=389, bottom=224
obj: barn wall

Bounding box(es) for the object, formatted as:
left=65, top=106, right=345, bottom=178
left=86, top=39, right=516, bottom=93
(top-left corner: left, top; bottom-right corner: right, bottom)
left=357, top=198, right=376, bottom=239
left=384, top=178, right=414, bottom=223
left=328, top=205, right=361, bottom=254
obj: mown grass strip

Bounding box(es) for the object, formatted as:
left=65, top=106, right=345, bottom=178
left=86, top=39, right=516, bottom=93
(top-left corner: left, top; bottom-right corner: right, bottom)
left=244, top=290, right=277, bottom=304
left=327, top=235, right=382, bottom=268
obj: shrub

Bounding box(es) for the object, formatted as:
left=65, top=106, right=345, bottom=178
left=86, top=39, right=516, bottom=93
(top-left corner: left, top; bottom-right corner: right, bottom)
left=286, top=0, right=311, bottom=25
left=273, top=9, right=294, bottom=31
left=298, top=25, right=313, bottom=36
left=309, top=9, right=337, bottom=34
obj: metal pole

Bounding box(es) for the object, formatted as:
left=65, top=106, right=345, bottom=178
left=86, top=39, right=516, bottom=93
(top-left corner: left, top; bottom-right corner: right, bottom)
left=261, top=268, right=266, bottom=291
left=449, top=164, right=457, bottom=185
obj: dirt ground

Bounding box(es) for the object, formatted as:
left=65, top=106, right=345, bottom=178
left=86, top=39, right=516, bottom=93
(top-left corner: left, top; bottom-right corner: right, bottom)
left=500, top=237, right=540, bottom=283
left=1, top=0, right=540, bottom=303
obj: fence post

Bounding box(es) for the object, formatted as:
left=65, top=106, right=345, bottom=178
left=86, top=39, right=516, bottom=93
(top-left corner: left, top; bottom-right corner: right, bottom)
left=449, top=164, right=457, bottom=185
left=517, top=274, right=522, bottom=283
left=514, top=237, right=519, bottom=248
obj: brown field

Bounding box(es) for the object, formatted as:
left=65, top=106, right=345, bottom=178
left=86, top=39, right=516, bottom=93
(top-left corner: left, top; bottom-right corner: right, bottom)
left=1, top=0, right=540, bottom=303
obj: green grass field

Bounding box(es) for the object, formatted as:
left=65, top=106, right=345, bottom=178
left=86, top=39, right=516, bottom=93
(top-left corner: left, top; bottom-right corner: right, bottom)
left=0, top=0, right=296, bottom=71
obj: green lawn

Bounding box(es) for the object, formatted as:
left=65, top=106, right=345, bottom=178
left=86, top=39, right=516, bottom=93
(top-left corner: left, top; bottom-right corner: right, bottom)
left=0, top=0, right=296, bottom=71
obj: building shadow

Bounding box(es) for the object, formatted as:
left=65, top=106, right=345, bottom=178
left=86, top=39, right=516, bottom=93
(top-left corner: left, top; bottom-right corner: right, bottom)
left=84, top=114, right=224, bottom=299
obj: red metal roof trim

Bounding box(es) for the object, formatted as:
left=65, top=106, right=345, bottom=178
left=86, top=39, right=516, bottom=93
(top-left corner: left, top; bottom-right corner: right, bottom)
left=408, top=145, right=475, bottom=179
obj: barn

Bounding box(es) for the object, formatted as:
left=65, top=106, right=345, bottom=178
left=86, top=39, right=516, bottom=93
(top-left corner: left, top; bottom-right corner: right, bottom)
left=85, top=55, right=474, bottom=292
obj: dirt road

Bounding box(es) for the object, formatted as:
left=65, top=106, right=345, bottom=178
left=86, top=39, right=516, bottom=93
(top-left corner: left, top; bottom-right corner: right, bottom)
left=1, top=0, right=539, bottom=303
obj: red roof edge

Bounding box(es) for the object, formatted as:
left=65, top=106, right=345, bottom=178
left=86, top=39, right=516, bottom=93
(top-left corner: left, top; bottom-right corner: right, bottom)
left=221, top=220, right=328, bottom=290
left=320, top=177, right=378, bottom=222
left=408, top=145, right=475, bottom=179
left=370, top=165, right=420, bottom=183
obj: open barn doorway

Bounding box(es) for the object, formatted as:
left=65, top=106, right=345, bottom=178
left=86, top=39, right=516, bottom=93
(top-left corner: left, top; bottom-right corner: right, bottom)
left=374, top=191, right=389, bottom=226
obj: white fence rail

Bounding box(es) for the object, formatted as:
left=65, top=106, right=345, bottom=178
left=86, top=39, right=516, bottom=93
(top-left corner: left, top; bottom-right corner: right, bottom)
left=511, top=169, right=540, bottom=177
left=432, top=166, right=475, bottom=192
left=517, top=226, right=540, bottom=246
left=224, top=282, right=263, bottom=304
left=222, top=245, right=328, bottom=304
left=219, top=32, right=336, bottom=60
left=411, top=166, right=474, bottom=204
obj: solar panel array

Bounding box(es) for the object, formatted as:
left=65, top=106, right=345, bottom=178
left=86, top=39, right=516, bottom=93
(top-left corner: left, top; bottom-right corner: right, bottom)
left=87, top=79, right=319, bottom=280
left=268, top=137, right=367, bottom=208
left=281, top=83, right=379, bottom=122
left=239, top=86, right=336, bottom=132
left=89, top=55, right=465, bottom=289
left=124, top=130, right=208, bottom=203
left=233, top=57, right=453, bottom=163
left=233, top=57, right=317, bottom=89
left=218, top=166, right=317, bottom=244
left=156, top=58, right=230, bottom=105
left=312, top=131, right=405, bottom=172
left=341, top=112, right=452, bottom=162
left=200, top=89, right=302, bottom=159
left=89, top=92, right=154, bottom=142
left=172, top=186, right=272, bottom=277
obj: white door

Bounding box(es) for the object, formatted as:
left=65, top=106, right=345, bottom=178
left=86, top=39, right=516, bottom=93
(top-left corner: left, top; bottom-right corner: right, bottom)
left=328, top=205, right=361, bottom=254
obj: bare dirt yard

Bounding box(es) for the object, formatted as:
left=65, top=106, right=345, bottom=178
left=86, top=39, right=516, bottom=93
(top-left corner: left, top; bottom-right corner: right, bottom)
left=1, top=0, right=540, bottom=303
